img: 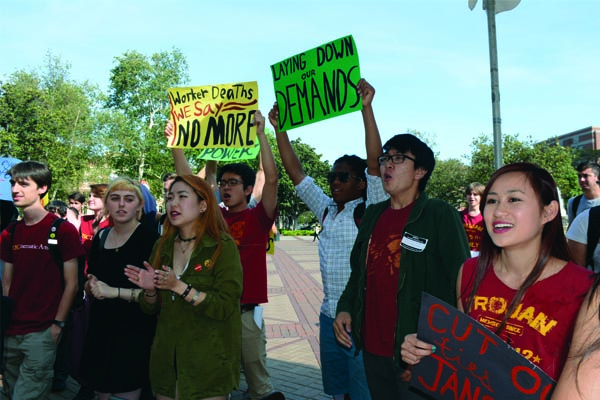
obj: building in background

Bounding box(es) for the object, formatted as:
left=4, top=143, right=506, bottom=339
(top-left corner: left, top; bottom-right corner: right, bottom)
left=554, top=126, right=600, bottom=151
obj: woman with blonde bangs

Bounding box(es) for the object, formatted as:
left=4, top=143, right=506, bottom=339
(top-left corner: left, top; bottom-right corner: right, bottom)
left=125, top=175, right=243, bottom=400
left=79, top=177, right=159, bottom=399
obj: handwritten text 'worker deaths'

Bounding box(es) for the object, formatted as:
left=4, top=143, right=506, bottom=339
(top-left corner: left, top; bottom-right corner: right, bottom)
left=168, top=81, right=258, bottom=149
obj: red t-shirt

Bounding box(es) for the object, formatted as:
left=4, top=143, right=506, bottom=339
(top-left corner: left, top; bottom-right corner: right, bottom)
left=461, top=257, right=593, bottom=380
left=363, top=203, right=414, bottom=356
left=221, top=201, right=276, bottom=304
left=460, top=210, right=484, bottom=252
left=0, top=213, right=86, bottom=335
left=80, top=215, right=110, bottom=271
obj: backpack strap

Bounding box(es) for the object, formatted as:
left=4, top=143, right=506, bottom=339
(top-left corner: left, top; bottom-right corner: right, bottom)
left=322, top=201, right=366, bottom=229
left=586, top=206, right=600, bottom=269
left=322, top=207, right=329, bottom=223
left=353, top=202, right=366, bottom=227
left=6, top=220, right=20, bottom=253
left=47, top=218, right=66, bottom=272
left=572, top=194, right=583, bottom=220
left=98, top=227, right=112, bottom=254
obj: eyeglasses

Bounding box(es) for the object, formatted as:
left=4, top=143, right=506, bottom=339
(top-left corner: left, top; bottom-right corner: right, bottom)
left=218, top=178, right=243, bottom=188
left=327, top=171, right=363, bottom=184
left=377, top=153, right=416, bottom=165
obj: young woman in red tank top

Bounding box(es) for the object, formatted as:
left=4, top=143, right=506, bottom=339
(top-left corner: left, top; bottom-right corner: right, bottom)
left=401, top=163, right=593, bottom=383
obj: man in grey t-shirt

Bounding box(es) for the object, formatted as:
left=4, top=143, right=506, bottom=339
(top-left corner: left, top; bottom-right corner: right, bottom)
left=567, top=161, right=600, bottom=226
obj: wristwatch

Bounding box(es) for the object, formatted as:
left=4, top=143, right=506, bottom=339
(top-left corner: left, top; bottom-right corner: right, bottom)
left=53, top=320, right=65, bottom=329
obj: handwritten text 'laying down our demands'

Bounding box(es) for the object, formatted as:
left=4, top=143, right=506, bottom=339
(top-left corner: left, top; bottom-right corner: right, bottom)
left=271, top=35, right=361, bottom=131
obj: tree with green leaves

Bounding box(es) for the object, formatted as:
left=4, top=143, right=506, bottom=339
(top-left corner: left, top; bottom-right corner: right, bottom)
left=104, top=49, right=189, bottom=197
left=0, top=54, right=96, bottom=200
left=427, top=158, right=470, bottom=208
left=467, top=133, right=578, bottom=202
left=274, top=135, right=331, bottom=228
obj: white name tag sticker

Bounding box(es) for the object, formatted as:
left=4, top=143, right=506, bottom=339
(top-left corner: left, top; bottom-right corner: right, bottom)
left=48, top=239, right=58, bottom=245
left=401, top=232, right=428, bottom=252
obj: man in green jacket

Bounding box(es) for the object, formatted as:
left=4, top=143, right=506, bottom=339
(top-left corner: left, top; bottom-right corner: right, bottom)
left=334, top=133, right=470, bottom=400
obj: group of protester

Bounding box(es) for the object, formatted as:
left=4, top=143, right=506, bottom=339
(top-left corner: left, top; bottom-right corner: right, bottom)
left=2, top=77, right=600, bottom=400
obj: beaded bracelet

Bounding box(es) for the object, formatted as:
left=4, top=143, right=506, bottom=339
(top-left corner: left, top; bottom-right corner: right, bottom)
left=117, top=287, right=120, bottom=299
left=129, top=288, right=135, bottom=303
left=189, top=291, right=201, bottom=305
left=180, top=284, right=193, bottom=299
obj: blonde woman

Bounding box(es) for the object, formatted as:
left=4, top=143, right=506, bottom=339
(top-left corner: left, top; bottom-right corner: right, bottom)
left=79, top=177, right=159, bottom=399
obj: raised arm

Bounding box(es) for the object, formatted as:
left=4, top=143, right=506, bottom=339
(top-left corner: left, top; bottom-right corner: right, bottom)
left=358, top=79, right=382, bottom=176
left=255, top=110, right=277, bottom=219
left=165, top=120, right=193, bottom=176
left=252, top=154, right=265, bottom=203
left=268, top=103, right=306, bottom=186
left=203, top=161, right=218, bottom=193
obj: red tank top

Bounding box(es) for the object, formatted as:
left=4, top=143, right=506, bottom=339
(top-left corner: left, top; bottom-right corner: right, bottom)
left=460, top=257, right=593, bottom=380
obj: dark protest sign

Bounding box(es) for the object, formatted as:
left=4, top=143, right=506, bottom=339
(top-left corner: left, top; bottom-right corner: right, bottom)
left=167, top=82, right=258, bottom=160
left=412, top=293, right=555, bottom=400
left=271, top=35, right=361, bottom=131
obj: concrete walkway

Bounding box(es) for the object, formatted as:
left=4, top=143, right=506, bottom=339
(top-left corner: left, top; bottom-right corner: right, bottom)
left=5, top=236, right=330, bottom=400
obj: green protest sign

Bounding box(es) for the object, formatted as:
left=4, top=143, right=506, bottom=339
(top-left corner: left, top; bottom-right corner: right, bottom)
left=271, top=35, right=361, bottom=131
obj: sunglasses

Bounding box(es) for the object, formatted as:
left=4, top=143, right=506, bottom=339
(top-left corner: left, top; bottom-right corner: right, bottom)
left=218, top=178, right=243, bottom=188
left=327, top=171, right=363, bottom=184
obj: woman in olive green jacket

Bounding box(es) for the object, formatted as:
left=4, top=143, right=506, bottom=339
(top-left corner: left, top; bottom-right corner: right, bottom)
left=126, top=175, right=243, bottom=400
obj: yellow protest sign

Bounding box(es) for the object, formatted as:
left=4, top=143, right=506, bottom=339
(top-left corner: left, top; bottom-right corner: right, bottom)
left=168, top=82, right=258, bottom=152
left=266, top=230, right=275, bottom=255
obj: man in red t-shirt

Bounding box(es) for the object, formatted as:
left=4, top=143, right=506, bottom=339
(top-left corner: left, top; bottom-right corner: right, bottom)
left=334, top=135, right=470, bottom=400
left=0, top=161, right=85, bottom=399
left=168, top=111, right=284, bottom=400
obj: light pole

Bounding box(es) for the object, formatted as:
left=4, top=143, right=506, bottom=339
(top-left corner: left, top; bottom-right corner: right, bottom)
left=469, top=0, right=521, bottom=170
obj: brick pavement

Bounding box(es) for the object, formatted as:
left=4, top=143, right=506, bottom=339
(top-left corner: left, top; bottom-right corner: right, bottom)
left=3, top=236, right=330, bottom=400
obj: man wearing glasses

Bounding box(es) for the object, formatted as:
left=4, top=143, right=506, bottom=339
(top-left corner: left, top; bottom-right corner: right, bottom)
left=268, top=78, right=388, bottom=400
left=334, top=131, right=470, bottom=399
left=166, top=110, right=284, bottom=400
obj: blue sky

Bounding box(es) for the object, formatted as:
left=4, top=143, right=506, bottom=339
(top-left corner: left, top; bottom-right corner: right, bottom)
left=1, top=0, right=598, bottom=165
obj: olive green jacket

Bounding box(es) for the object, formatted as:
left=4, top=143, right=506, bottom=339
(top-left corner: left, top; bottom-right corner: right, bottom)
left=140, top=232, right=243, bottom=398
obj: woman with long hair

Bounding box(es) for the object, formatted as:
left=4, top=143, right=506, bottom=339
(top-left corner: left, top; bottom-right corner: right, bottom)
left=401, top=162, right=594, bottom=383
left=125, top=175, right=243, bottom=400
left=79, top=177, right=159, bottom=399
left=80, top=183, right=110, bottom=257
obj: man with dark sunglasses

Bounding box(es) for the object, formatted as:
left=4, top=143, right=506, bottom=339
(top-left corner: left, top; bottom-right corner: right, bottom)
left=269, top=78, right=387, bottom=400
left=326, top=171, right=364, bottom=185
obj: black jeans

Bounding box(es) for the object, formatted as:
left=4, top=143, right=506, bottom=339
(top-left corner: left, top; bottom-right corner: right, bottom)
left=363, top=350, right=433, bottom=400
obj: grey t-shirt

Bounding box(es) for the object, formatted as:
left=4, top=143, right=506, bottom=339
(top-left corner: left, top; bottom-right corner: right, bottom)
left=567, top=195, right=600, bottom=224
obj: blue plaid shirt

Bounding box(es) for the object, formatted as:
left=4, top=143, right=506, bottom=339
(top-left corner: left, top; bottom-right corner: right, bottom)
left=295, top=171, right=388, bottom=317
